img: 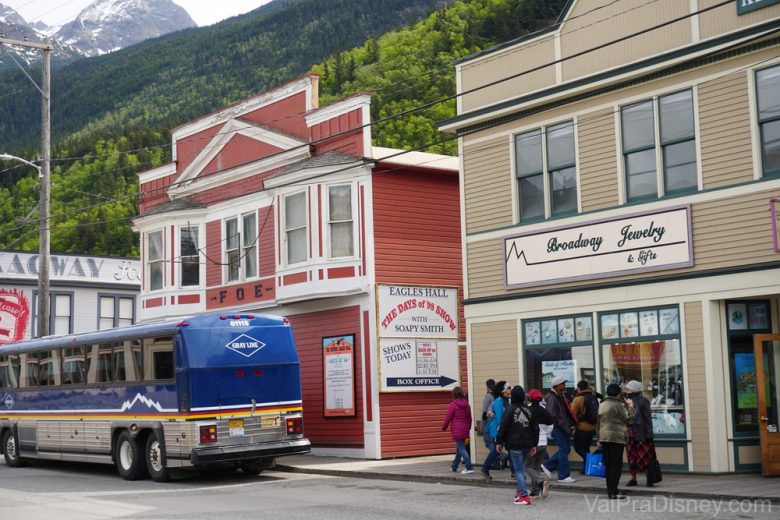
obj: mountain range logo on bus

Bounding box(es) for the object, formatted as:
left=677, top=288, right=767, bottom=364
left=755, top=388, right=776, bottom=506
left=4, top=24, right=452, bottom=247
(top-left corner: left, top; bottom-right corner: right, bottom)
left=120, top=393, right=166, bottom=412
left=226, top=334, right=266, bottom=358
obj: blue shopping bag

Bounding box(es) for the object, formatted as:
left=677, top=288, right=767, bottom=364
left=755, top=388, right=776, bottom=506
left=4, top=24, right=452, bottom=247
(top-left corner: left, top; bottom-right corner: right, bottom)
left=585, top=450, right=606, bottom=477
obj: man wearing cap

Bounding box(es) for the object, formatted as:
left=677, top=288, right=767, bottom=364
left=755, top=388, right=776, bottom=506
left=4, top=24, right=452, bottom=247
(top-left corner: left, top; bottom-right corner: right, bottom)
left=541, top=376, right=578, bottom=483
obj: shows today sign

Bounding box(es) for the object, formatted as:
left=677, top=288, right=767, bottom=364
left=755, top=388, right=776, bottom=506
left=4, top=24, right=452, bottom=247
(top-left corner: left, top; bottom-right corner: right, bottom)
left=504, top=205, right=693, bottom=289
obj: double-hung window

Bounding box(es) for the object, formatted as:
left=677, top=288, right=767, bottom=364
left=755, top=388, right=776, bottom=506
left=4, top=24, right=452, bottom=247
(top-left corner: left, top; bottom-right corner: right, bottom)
left=33, top=292, right=73, bottom=337
left=285, top=192, right=308, bottom=264
left=621, top=89, right=697, bottom=201
left=756, top=65, right=780, bottom=176
left=180, top=225, right=200, bottom=286
left=99, top=295, right=134, bottom=330
left=225, top=212, right=258, bottom=283
left=328, top=185, right=353, bottom=258
left=515, top=120, right=577, bottom=222
left=147, top=230, right=164, bottom=291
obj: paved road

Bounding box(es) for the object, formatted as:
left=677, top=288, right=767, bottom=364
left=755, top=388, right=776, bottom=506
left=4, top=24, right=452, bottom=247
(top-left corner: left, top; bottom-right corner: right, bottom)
left=0, top=460, right=776, bottom=519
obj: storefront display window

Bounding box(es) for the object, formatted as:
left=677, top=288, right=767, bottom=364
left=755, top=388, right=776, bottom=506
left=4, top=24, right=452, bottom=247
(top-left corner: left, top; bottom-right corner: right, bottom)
left=726, top=300, right=771, bottom=434
left=600, top=306, right=685, bottom=437
left=524, top=314, right=595, bottom=394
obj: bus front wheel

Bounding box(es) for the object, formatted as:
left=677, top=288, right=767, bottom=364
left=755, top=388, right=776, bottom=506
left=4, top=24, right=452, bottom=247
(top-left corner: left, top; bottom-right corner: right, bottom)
left=145, top=431, right=170, bottom=482
left=115, top=431, right=147, bottom=480
left=3, top=430, right=26, bottom=468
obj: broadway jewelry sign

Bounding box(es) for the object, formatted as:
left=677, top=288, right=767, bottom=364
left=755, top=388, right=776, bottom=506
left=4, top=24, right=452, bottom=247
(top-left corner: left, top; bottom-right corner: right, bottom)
left=504, top=205, right=693, bottom=288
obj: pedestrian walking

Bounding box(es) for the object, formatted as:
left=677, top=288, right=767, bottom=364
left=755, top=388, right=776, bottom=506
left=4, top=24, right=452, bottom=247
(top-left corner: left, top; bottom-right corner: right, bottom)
left=496, top=386, right=539, bottom=506
left=480, top=381, right=513, bottom=479
left=476, top=378, right=495, bottom=436
left=623, top=380, right=657, bottom=487
left=571, top=380, right=599, bottom=468
left=525, top=389, right=553, bottom=499
left=541, top=376, right=578, bottom=483
left=596, top=382, right=635, bottom=499
left=442, top=386, right=474, bottom=474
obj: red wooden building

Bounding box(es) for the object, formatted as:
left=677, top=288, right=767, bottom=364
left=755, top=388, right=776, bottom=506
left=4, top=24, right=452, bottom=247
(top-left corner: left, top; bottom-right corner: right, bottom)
left=133, top=74, right=465, bottom=458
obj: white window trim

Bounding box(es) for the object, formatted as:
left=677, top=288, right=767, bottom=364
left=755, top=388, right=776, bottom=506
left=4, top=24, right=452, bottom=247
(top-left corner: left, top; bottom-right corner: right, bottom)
left=147, top=229, right=165, bottom=292
left=178, top=224, right=202, bottom=288
left=325, top=183, right=357, bottom=260
left=223, top=212, right=259, bottom=284
left=283, top=191, right=309, bottom=266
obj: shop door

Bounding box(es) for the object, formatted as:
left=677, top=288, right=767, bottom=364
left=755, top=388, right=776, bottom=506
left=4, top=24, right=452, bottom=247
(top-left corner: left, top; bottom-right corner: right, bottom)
left=753, top=334, right=780, bottom=477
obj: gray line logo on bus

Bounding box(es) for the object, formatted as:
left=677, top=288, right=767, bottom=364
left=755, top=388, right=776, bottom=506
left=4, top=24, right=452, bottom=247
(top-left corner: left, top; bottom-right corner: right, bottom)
left=226, top=334, right=266, bottom=357
left=4, top=394, right=14, bottom=409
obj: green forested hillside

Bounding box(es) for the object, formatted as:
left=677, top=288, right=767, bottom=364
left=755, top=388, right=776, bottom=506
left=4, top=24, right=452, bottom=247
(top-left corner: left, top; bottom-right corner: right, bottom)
left=0, top=0, right=565, bottom=257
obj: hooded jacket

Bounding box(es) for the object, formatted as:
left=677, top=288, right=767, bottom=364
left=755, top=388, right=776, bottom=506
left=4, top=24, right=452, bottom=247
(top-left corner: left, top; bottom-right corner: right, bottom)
left=529, top=400, right=554, bottom=447
left=596, top=396, right=635, bottom=444
left=442, top=397, right=472, bottom=441
left=543, top=387, right=576, bottom=432
left=495, top=386, right=539, bottom=450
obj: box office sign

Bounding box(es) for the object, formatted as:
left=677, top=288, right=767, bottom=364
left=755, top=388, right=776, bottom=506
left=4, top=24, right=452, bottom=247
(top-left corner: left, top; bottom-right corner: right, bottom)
left=379, top=338, right=459, bottom=392
left=504, top=205, right=693, bottom=289
left=377, top=285, right=458, bottom=339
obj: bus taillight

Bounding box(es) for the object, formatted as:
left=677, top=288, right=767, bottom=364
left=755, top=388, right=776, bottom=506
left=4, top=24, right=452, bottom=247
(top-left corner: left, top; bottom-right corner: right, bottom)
left=200, top=425, right=217, bottom=443
left=286, top=417, right=303, bottom=435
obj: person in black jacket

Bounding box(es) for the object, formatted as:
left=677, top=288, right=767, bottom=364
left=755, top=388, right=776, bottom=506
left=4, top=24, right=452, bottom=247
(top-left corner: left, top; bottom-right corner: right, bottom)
left=624, top=380, right=657, bottom=487
left=495, top=386, right=539, bottom=506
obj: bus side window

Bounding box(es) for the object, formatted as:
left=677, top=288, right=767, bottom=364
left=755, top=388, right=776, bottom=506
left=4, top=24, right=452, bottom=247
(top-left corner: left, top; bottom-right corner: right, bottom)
left=62, top=346, right=85, bottom=385
left=6, top=355, right=20, bottom=388
left=144, top=336, right=174, bottom=381
left=86, top=343, right=113, bottom=384
left=19, top=352, right=39, bottom=388
left=39, top=349, right=61, bottom=386
left=113, top=340, right=142, bottom=382
left=0, top=355, right=11, bottom=389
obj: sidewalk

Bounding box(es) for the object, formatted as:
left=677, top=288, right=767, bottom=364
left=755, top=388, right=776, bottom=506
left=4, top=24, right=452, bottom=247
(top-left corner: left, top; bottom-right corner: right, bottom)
left=275, top=454, right=780, bottom=503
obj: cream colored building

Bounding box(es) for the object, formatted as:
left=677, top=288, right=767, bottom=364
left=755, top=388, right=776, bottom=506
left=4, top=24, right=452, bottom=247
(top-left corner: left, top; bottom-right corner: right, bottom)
left=441, top=0, right=780, bottom=473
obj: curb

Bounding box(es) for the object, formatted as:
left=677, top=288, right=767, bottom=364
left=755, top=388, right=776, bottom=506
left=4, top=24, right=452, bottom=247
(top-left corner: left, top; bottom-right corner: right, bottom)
left=274, top=465, right=780, bottom=505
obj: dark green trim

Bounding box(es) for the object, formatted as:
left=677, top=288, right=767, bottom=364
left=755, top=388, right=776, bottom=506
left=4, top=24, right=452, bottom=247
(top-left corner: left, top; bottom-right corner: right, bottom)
left=443, top=23, right=780, bottom=132
left=463, top=261, right=780, bottom=306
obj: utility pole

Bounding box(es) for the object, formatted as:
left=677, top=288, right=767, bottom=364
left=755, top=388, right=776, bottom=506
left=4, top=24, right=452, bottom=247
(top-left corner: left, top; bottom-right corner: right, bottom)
left=0, top=36, right=52, bottom=337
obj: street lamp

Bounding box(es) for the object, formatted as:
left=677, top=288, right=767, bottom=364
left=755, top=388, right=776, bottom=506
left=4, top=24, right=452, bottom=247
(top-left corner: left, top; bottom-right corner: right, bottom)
left=0, top=153, right=49, bottom=338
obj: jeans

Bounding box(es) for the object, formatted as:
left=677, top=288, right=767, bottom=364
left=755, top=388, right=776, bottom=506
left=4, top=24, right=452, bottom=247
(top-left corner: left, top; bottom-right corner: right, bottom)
left=601, top=441, right=624, bottom=496
left=525, top=445, right=549, bottom=490
left=451, top=439, right=473, bottom=471
left=573, top=429, right=595, bottom=461
left=482, top=434, right=499, bottom=472
left=508, top=448, right=530, bottom=497
left=543, top=426, right=572, bottom=479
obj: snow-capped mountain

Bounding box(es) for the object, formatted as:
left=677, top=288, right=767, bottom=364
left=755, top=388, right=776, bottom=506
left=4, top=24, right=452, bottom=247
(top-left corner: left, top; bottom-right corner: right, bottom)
left=55, top=0, right=196, bottom=56
left=0, top=0, right=196, bottom=69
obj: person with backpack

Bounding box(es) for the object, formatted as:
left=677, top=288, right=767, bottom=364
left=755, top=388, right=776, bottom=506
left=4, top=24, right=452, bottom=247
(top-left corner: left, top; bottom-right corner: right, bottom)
left=571, top=380, right=599, bottom=467
left=525, top=389, right=553, bottom=499
left=480, top=381, right=513, bottom=480
left=495, top=385, right=539, bottom=506
left=541, top=376, right=578, bottom=483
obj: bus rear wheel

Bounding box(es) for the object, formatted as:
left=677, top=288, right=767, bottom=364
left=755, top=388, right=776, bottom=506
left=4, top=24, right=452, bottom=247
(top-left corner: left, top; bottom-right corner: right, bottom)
left=115, top=431, right=147, bottom=480
left=238, top=460, right=264, bottom=476
left=3, top=430, right=26, bottom=468
left=145, top=431, right=170, bottom=482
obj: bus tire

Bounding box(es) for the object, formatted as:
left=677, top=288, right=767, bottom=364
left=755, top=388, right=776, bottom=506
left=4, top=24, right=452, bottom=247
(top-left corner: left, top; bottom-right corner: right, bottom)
left=3, top=429, right=26, bottom=468
left=238, top=460, right=264, bottom=476
left=145, top=431, right=170, bottom=482
left=115, top=431, right=147, bottom=480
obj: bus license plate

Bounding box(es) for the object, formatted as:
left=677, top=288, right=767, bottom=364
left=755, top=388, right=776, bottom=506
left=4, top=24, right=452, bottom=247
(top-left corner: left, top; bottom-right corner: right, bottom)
left=229, top=418, right=244, bottom=437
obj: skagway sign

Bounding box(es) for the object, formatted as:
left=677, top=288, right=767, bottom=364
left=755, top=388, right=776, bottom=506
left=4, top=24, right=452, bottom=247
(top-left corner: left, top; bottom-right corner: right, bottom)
left=504, top=205, right=693, bottom=288
left=0, top=252, right=141, bottom=284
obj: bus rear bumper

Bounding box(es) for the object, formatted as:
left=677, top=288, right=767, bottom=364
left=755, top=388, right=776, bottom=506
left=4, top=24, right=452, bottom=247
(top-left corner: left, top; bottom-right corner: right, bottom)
left=190, top=438, right=311, bottom=465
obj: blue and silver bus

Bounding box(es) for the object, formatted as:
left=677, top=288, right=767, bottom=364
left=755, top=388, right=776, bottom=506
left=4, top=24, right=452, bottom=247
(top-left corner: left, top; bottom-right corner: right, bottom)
left=0, top=312, right=310, bottom=481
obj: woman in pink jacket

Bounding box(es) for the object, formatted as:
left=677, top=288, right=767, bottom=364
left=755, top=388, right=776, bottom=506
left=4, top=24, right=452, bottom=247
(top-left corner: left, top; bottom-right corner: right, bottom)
left=442, top=386, right=474, bottom=474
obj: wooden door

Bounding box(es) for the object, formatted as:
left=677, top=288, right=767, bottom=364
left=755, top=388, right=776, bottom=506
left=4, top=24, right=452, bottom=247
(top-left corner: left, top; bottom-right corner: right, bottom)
left=753, top=334, right=780, bottom=477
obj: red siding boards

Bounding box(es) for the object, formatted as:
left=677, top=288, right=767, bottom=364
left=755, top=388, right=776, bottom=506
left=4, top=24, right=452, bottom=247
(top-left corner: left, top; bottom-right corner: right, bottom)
left=200, top=134, right=283, bottom=177
left=287, top=306, right=364, bottom=448
left=258, top=206, right=275, bottom=278
left=379, top=392, right=456, bottom=457
left=139, top=173, right=177, bottom=215
left=205, top=277, right=276, bottom=309
left=205, top=220, right=222, bottom=287
left=189, top=169, right=282, bottom=206
left=176, top=124, right=225, bottom=174
left=239, top=91, right=309, bottom=139
left=310, top=109, right=364, bottom=157
left=372, top=169, right=465, bottom=338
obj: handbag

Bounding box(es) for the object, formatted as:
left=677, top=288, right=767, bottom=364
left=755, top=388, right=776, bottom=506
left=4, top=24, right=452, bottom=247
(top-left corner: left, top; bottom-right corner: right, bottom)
left=584, top=450, right=606, bottom=477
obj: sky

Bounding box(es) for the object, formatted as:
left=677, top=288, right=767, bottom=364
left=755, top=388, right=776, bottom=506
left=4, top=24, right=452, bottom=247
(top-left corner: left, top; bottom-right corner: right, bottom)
left=3, top=0, right=273, bottom=27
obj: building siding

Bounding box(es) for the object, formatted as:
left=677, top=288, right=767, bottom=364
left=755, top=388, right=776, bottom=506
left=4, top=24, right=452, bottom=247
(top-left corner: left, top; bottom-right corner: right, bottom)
left=698, top=72, right=754, bottom=189
left=205, top=220, right=222, bottom=287
left=684, top=301, right=710, bottom=472
left=579, top=108, right=620, bottom=212
left=287, top=306, right=365, bottom=449
left=463, top=138, right=513, bottom=234
left=698, top=0, right=780, bottom=40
